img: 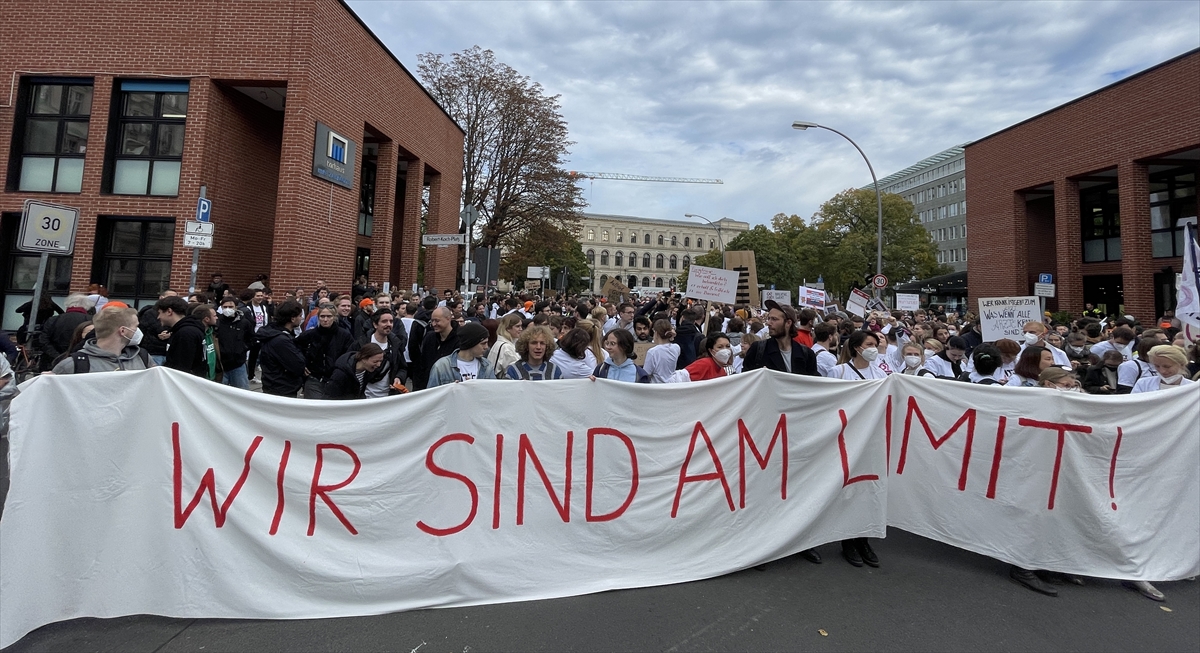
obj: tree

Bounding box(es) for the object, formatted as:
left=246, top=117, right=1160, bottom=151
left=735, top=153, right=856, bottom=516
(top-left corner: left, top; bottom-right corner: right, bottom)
left=675, top=248, right=724, bottom=291
left=807, top=189, right=947, bottom=300
left=500, top=222, right=591, bottom=295
left=417, top=47, right=586, bottom=250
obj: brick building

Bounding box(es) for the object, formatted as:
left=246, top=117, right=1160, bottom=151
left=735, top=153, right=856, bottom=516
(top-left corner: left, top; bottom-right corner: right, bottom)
left=965, top=49, right=1199, bottom=322
left=0, top=0, right=463, bottom=328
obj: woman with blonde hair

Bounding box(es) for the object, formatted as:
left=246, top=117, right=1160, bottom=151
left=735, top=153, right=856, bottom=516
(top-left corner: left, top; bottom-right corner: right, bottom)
left=487, top=312, right=523, bottom=379
left=575, top=318, right=605, bottom=363
left=1131, top=344, right=1194, bottom=393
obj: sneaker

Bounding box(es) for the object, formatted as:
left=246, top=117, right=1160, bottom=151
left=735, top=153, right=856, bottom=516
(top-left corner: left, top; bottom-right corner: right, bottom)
left=841, top=540, right=863, bottom=567
left=1124, top=580, right=1165, bottom=602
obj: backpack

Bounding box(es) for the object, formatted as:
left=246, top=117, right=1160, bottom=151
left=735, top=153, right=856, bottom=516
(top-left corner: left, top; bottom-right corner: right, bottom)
left=73, top=348, right=151, bottom=373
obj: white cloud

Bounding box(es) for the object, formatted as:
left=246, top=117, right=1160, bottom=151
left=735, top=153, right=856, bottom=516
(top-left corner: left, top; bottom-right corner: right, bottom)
left=350, top=0, right=1199, bottom=226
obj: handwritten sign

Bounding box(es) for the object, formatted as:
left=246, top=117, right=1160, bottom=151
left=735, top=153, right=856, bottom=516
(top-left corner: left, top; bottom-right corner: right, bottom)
left=846, top=288, right=871, bottom=317
left=760, top=289, right=791, bottom=306
left=978, top=296, right=1039, bottom=342
left=685, top=265, right=740, bottom=304
left=896, top=293, right=920, bottom=311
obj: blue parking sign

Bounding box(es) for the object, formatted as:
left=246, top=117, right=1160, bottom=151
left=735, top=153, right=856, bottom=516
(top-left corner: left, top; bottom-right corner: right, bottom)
left=196, top=197, right=212, bottom=223
left=1038, top=273, right=1052, bottom=284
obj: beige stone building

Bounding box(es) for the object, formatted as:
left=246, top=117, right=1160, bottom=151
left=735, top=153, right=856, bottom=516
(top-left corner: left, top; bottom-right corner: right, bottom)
left=578, top=213, right=750, bottom=294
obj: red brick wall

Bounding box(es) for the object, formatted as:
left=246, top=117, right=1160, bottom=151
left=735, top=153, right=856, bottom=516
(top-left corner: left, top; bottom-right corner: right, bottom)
left=966, top=50, right=1200, bottom=320
left=0, top=0, right=463, bottom=297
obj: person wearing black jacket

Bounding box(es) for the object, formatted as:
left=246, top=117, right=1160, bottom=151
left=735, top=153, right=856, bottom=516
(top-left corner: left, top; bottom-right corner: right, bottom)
left=215, top=296, right=254, bottom=389
left=206, top=273, right=231, bottom=304
left=257, top=300, right=307, bottom=397
left=323, top=344, right=385, bottom=399
left=294, top=304, right=355, bottom=399
left=37, top=293, right=92, bottom=371
left=354, top=309, right=408, bottom=397
left=673, top=307, right=704, bottom=370
left=156, top=296, right=208, bottom=377
left=407, top=296, right=437, bottom=366
left=741, top=299, right=822, bottom=566
left=138, top=292, right=175, bottom=365
left=412, top=306, right=457, bottom=391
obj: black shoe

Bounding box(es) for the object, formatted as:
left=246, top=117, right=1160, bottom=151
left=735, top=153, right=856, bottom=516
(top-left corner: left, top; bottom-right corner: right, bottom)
left=753, top=564, right=768, bottom=572
left=841, top=541, right=863, bottom=567
left=1010, top=567, right=1057, bottom=596
left=1035, top=570, right=1084, bottom=586
left=798, top=548, right=822, bottom=564
left=855, top=538, right=879, bottom=568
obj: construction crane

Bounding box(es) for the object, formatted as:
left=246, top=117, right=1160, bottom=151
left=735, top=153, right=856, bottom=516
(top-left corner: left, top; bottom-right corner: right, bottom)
left=567, top=171, right=723, bottom=184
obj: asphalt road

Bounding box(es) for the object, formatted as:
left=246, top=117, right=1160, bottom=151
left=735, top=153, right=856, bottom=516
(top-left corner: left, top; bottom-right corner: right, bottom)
left=2, top=436, right=1197, bottom=653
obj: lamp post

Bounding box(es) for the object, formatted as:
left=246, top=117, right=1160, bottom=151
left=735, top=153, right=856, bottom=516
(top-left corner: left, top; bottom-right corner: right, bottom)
left=683, top=213, right=725, bottom=256
left=792, top=120, right=884, bottom=297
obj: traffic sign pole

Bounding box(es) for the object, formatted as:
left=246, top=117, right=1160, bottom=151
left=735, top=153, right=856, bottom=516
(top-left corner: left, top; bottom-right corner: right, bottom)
left=19, top=199, right=80, bottom=336
left=188, top=185, right=207, bottom=295
left=28, top=253, right=50, bottom=336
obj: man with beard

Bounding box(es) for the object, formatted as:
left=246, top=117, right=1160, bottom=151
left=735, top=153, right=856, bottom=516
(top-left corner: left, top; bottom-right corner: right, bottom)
left=356, top=309, right=408, bottom=397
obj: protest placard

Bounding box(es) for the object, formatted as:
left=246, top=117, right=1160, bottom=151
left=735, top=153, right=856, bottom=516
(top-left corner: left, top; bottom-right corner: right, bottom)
left=760, top=289, right=791, bottom=306
left=896, top=293, right=920, bottom=311
left=977, top=296, right=1039, bottom=342
left=685, top=265, right=740, bottom=304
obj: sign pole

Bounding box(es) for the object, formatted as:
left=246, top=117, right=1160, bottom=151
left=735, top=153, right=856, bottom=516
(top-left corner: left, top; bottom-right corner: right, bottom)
left=702, top=300, right=712, bottom=335
left=27, top=253, right=50, bottom=335
left=188, top=185, right=207, bottom=295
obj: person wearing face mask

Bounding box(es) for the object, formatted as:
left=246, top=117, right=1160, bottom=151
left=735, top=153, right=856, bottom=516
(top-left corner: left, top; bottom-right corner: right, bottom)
left=1089, top=326, right=1135, bottom=362
left=923, top=336, right=968, bottom=379
left=830, top=331, right=888, bottom=381
left=1131, top=344, right=1194, bottom=394
left=1020, top=321, right=1070, bottom=368
left=1037, top=367, right=1081, bottom=392
left=1116, top=338, right=1160, bottom=394
left=215, top=297, right=254, bottom=389
left=681, top=332, right=736, bottom=381
left=897, top=342, right=935, bottom=376
left=1083, top=350, right=1124, bottom=394
left=1062, top=332, right=1092, bottom=370
left=50, top=307, right=154, bottom=373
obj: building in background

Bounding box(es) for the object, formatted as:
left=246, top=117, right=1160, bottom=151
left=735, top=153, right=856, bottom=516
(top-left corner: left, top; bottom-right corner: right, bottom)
left=578, top=213, right=749, bottom=294
left=867, top=144, right=970, bottom=273
left=0, top=0, right=463, bottom=329
left=966, top=48, right=1199, bottom=321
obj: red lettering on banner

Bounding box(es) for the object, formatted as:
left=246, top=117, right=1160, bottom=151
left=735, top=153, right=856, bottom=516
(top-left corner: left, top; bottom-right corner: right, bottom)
left=1109, top=427, right=1123, bottom=510
left=307, top=444, right=361, bottom=536
left=517, top=432, right=574, bottom=525
left=985, top=416, right=1007, bottom=500
left=885, top=396, right=893, bottom=475
left=269, top=440, right=292, bottom=535
left=492, top=434, right=504, bottom=529
left=585, top=428, right=639, bottom=522
left=1017, top=418, right=1093, bottom=510
left=837, top=409, right=881, bottom=487
left=897, top=397, right=975, bottom=491
left=737, top=415, right=788, bottom=508
left=172, top=422, right=263, bottom=529
left=671, top=421, right=735, bottom=518
left=416, top=434, right=478, bottom=536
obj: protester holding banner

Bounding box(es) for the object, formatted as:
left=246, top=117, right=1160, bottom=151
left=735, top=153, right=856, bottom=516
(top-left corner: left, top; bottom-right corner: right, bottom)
left=830, top=331, right=888, bottom=382
left=680, top=332, right=735, bottom=382
left=1131, top=345, right=1194, bottom=394
left=322, top=343, right=384, bottom=399
left=1006, top=345, right=1053, bottom=387
left=427, top=322, right=496, bottom=387
left=923, top=336, right=967, bottom=380
left=1021, top=321, right=1070, bottom=368
left=592, top=328, right=650, bottom=383
left=1037, top=367, right=1082, bottom=392
left=896, top=342, right=935, bottom=377
left=505, top=325, right=562, bottom=381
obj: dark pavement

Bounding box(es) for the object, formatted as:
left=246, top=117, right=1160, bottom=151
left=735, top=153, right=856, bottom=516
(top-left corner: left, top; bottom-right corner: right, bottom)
left=2, top=437, right=1197, bottom=652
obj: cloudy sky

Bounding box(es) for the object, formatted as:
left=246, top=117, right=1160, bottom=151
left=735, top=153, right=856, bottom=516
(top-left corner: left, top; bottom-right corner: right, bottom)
left=350, top=0, right=1199, bottom=228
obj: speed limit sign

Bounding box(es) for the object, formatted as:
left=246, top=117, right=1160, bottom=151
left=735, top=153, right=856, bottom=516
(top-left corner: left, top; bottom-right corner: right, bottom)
left=871, top=274, right=888, bottom=289
left=19, top=200, right=79, bottom=255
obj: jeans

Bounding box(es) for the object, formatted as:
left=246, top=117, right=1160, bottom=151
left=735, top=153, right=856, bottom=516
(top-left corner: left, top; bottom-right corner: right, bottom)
left=151, top=355, right=167, bottom=366
left=221, top=364, right=249, bottom=390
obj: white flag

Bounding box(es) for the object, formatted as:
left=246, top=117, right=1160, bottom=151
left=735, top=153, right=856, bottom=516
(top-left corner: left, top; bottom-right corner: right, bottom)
left=1177, top=225, right=1200, bottom=331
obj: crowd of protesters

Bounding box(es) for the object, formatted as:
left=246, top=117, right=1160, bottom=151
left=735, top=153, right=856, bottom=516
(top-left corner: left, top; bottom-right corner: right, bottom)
left=10, top=273, right=1199, bottom=600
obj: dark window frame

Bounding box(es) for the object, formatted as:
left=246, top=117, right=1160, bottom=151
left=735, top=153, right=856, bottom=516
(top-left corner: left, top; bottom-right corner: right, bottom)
left=1080, top=182, right=1121, bottom=263
left=90, top=216, right=176, bottom=304
left=358, top=157, right=377, bottom=237
left=7, top=77, right=93, bottom=193
left=1149, top=168, right=1196, bottom=259
left=106, top=80, right=189, bottom=196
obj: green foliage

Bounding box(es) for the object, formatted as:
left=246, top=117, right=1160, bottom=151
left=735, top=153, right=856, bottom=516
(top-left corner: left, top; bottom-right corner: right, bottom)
left=675, top=248, right=724, bottom=290
left=500, top=222, right=591, bottom=294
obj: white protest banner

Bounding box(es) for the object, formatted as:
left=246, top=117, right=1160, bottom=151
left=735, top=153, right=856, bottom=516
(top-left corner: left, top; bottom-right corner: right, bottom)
left=978, top=296, right=1039, bottom=342
left=846, top=288, right=871, bottom=317
left=2, top=370, right=1197, bottom=647
left=760, top=289, right=791, bottom=306
left=797, top=286, right=826, bottom=309
left=685, top=265, right=740, bottom=303
left=896, top=293, right=920, bottom=311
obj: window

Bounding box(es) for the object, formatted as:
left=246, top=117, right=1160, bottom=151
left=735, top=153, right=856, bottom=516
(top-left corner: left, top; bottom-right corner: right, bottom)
left=5, top=215, right=73, bottom=315
left=628, top=251, right=637, bottom=268
left=1150, top=169, right=1196, bottom=258
left=93, top=218, right=175, bottom=304
left=642, top=253, right=651, bottom=267
left=709, top=239, right=715, bottom=249
left=358, top=157, right=376, bottom=236
left=602, top=230, right=609, bottom=242
left=1081, top=183, right=1121, bottom=262
left=616, top=231, right=623, bottom=243
left=655, top=277, right=664, bottom=288
left=629, top=232, right=635, bottom=242
left=950, top=226, right=958, bottom=239
left=961, top=248, right=967, bottom=261
left=656, top=254, right=664, bottom=269
left=962, top=223, right=967, bottom=238
left=109, top=81, right=189, bottom=196
left=684, top=237, right=690, bottom=247
left=949, top=203, right=958, bottom=217
left=642, top=276, right=650, bottom=287
left=658, top=234, right=664, bottom=246
left=599, top=274, right=608, bottom=290
left=937, top=250, right=944, bottom=264
left=644, top=233, right=650, bottom=245
left=600, top=250, right=609, bottom=266
left=615, top=251, right=624, bottom=266
left=669, top=255, right=677, bottom=269
left=961, top=200, right=967, bottom=214
left=682, top=255, right=690, bottom=268
left=587, top=229, right=594, bottom=241
left=670, top=236, right=677, bottom=247
left=961, top=177, right=966, bottom=190
left=586, top=249, right=595, bottom=265
left=12, top=80, right=93, bottom=193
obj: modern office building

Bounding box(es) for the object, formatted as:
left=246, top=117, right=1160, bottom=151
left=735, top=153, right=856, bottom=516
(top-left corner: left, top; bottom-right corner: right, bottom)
left=868, top=144, right=970, bottom=273
left=965, top=48, right=1199, bottom=321
left=578, top=213, right=750, bottom=293
left=0, top=0, right=464, bottom=328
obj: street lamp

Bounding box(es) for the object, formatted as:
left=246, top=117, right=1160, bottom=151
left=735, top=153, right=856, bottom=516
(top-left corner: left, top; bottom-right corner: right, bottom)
left=683, top=213, right=725, bottom=255
left=792, top=120, right=884, bottom=297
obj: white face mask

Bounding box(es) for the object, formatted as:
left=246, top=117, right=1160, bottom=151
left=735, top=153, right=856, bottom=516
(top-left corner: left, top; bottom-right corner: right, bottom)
left=924, top=349, right=936, bottom=359
left=1053, top=385, right=1082, bottom=393
left=220, top=307, right=237, bottom=318
left=123, top=325, right=143, bottom=347
left=1023, top=332, right=1040, bottom=345
left=904, top=355, right=922, bottom=368
left=713, top=348, right=733, bottom=365
left=1160, top=373, right=1184, bottom=385
left=860, top=347, right=879, bottom=362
